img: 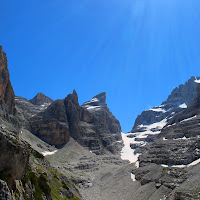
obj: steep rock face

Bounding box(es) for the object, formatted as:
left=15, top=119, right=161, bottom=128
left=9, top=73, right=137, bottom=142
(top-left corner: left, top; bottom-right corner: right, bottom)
left=139, top=84, right=200, bottom=167
left=0, top=127, right=29, bottom=189
left=15, top=96, right=49, bottom=119
left=29, top=90, right=122, bottom=154
left=82, top=92, right=121, bottom=135
left=132, top=85, right=200, bottom=199
left=128, top=76, right=200, bottom=155
left=81, top=92, right=122, bottom=153
left=30, top=92, right=53, bottom=106
left=29, top=100, right=70, bottom=147
left=0, top=46, right=16, bottom=119
left=64, top=90, right=122, bottom=154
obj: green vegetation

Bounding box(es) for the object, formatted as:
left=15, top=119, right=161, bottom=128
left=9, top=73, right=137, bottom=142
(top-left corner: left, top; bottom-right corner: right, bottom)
left=20, top=153, right=81, bottom=200
left=22, top=165, right=50, bottom=200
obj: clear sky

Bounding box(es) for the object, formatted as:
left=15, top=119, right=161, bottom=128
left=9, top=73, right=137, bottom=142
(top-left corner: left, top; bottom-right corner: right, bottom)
left=1, top=0, right=200, bottom=132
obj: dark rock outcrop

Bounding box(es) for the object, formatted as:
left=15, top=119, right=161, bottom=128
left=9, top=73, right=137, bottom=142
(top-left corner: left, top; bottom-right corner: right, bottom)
left=29, top=100, right=70, bottom=147
left=29, top=90, right=122, bottom=154
left=30, top=92, right=53, bottom=106
left=64, top=90, right=122, bottom=154
left=0, top=127, right=29, bottom=189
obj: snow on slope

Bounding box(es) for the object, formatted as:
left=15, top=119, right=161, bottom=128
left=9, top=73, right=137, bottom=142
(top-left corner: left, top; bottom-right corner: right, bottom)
left=195, top=77, right=200, bottom=83
left=147, top=107, right=166, bottom=113
left=179, top=103, right=187, bottom=109
left=161, top=158, right=200, bottom=168
left=121, top=119, right=167, bottom=167
left=121, top=132, right=140, bottom=164
left=42, top=150, right=58, bottom=156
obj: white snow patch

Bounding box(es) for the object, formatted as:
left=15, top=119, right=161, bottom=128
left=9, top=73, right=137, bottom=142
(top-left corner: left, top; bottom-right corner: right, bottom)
left=121, top=119, right=167, bottom=164
left=135, top=161, right=139, bottom=168
left=148, top=108, right=166, bottom=113
left=161, top=164, right=169, bottom=168
left=173, top=136, right=188, bottom=140
left=180, top=115, right=197, bottom=123
left=179, top=103, right=187, bottom=109
left=42, top=150, right=58, bottom=156
left=85, top=105, right=101, bottom=111
left=131, top=173, right=136, bottom=182
left=86, top=98, right=99, bottom=103
left=161, top=158, right=200, bottom=168
left=121, top=132, right=140, bottom=164
left=145, top=118, right=167, bottom=130
left=195, top=77, right=200, bottom=83
left=188, top=158, right=200, bottom=166
left=167, top=123, right=176, bottom=127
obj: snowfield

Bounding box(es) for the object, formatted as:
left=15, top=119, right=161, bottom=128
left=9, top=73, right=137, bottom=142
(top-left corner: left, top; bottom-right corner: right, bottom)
left=42, top=150, right=58, bottom=156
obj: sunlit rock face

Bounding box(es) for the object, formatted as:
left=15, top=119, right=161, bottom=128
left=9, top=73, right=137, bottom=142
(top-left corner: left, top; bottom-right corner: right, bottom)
left=139, top=85, right=200, bottom=167
left=82, top=92, right=122, bottom=136
left=133, top=85, right=200, bottom=200
left=128, top=76, right=200, bottom=156
left=0, top=46, right=16, bottom=119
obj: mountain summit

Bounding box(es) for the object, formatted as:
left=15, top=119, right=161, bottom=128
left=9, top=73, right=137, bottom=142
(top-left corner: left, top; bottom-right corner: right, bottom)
left=30, top=92, right=53, bottom=106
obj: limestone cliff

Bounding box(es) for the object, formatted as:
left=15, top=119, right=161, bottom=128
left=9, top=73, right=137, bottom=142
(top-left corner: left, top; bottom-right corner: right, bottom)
left=0, top=46, right=16, bottom=119
left=29, top=90, right=122, bottom=154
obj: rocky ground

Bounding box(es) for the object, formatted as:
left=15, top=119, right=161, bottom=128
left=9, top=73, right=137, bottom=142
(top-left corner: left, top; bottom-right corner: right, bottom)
left=45, top=138, right=172, bottom=200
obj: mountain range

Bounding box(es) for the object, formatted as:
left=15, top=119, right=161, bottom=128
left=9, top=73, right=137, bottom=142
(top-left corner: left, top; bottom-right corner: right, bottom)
left=1, top=45, right=200, bottom=200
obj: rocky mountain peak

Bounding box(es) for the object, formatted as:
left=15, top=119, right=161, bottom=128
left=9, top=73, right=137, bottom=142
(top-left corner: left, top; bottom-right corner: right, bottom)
left=94, top=92, right=106, bottom=103
left=64, top=89, right=79, bottom=106
left=162, top=76, right=200, bottom=107
left=82, top=92, right=107, bottom=112
left=126, top=76, right=200, bottom=159
left=29, top=92, right=53, bottom=106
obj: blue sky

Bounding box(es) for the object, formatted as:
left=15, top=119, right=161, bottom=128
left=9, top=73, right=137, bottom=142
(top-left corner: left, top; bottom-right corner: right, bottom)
left=1, top=0, right=200, bottom=132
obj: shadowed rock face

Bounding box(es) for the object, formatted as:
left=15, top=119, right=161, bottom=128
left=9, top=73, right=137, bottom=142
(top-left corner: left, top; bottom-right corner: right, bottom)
left=30, top=92, right=53, bottom=106
left=29, top=100, right=70, bottom=147
left=0, top=46, right=16, bottom=118
left=0, top=46, right=30, bottom=191
left=29, top=90, right=122, bottom=154
left=64, top=90, right=122, bottom=154
left=0, top=128, right=29, bottom=189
